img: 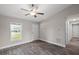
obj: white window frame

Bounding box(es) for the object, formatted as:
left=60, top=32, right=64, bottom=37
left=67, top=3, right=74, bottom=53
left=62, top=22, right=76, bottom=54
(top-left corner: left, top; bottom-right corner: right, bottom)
left=10, top=23, right=22, bottom=41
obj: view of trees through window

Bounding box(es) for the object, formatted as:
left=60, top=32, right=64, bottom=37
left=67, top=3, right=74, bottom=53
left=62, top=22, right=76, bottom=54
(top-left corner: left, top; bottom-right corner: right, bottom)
left=10, top=24, right=22, bottom=41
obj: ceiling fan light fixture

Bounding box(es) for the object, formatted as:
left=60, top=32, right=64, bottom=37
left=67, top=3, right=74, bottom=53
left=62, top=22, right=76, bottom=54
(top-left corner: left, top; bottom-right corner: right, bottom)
left=30, top=12, right=36, bottom=16
left=21, top=4, right=44, bottom=18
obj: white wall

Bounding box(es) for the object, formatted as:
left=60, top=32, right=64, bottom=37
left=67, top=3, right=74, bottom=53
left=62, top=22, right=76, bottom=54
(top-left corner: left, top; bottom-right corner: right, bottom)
left=40, top=5, right=79, bottom=47
left=0, top=15, right=38, bottom=49
left=32, top=22, right=40, bottom=40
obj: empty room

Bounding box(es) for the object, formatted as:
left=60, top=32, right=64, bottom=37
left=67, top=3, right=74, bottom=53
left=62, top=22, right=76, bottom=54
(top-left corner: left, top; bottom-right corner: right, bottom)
left=0, top=4, right=79, bottom=55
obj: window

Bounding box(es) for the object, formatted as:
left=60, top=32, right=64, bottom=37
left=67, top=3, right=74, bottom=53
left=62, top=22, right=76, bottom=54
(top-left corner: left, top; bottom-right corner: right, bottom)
left=10, top=23, right=22, bottom=41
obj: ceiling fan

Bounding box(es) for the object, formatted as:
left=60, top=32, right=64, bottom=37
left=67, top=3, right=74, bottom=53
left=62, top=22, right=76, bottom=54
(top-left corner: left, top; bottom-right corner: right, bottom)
left=21, top=4, right=44, bottom=18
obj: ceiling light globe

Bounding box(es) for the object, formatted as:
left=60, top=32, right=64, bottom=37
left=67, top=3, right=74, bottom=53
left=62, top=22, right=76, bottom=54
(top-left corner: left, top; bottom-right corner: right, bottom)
left=30, top=12, right=36, bottom=16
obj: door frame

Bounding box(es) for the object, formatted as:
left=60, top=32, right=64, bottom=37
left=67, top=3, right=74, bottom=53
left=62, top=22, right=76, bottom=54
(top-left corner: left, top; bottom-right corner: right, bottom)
left=66, top=14, right=79, bottom=44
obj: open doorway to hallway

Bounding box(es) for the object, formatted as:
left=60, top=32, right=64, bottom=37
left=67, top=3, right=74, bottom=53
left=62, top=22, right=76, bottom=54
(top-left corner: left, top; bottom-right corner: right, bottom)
left=71, top=24, right=79, bottom=46
left=66, top=14, right=79, bottom=54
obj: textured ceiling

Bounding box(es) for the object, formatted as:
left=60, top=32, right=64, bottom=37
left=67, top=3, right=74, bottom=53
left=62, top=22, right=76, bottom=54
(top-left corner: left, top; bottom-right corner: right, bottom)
left=0, top=4, right=71, bottom=22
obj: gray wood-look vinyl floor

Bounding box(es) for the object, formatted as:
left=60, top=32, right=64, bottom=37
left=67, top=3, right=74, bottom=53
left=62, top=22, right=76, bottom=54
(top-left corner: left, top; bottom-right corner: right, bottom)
left=0, top=40, right=79, bottom=55
left=66, top=37, right=79, bottom=55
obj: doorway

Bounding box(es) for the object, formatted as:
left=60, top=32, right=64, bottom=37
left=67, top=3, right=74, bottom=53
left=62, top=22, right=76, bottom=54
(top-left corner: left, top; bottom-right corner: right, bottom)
left=66, top=19, right=79, bottom=44
left=66, top=15, right=79, bottom=54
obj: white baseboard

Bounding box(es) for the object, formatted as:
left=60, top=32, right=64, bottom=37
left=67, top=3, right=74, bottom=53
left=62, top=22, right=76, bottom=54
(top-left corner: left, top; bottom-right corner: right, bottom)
left=0, top=40, right=35, bottom=50
left=41, top=39, right=66, bottom=47
left=0, top=39, right=66, bottom=50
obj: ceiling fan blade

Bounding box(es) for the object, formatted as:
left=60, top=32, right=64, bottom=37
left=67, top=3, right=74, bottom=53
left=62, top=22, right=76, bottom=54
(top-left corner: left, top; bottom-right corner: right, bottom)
left=21, top=8, right=29, bottom=11
left=37, top=13, right=44, bottom=15
left=25, top=13, right=29, bottom=16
